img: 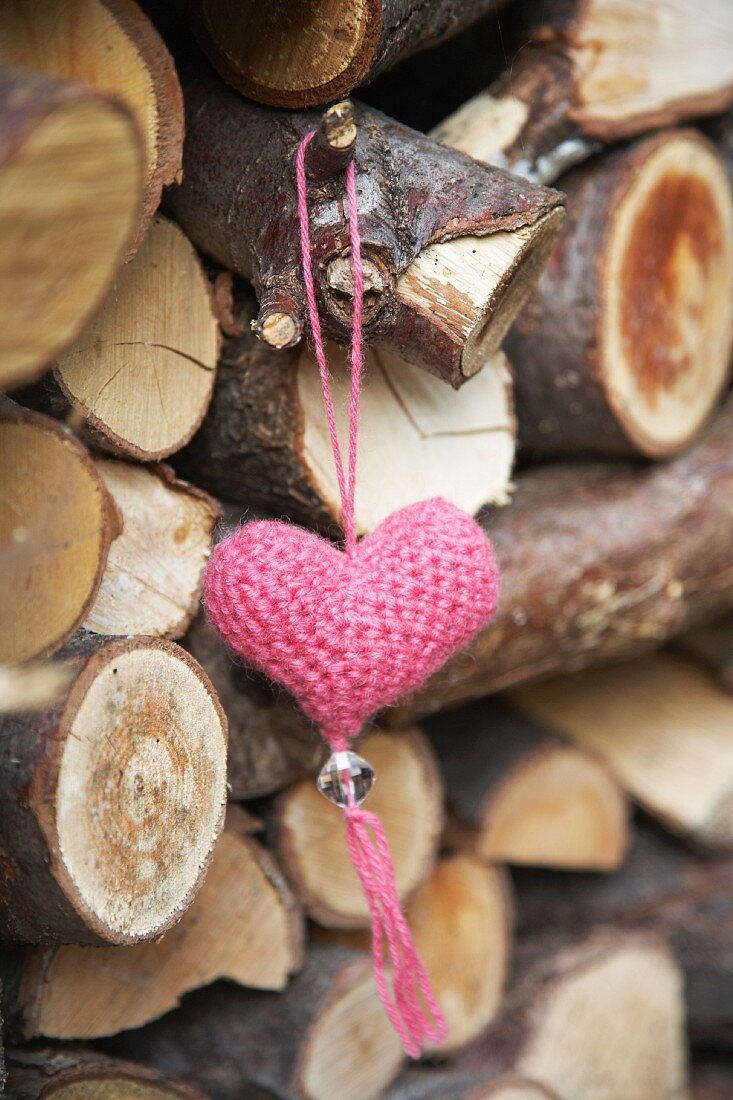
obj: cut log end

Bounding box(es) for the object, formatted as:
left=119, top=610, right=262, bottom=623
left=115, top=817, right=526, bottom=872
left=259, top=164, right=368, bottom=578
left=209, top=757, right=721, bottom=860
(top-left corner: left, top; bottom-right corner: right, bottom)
left=305, top=100, right=357, bottom=182
left=4, top=1049, right=204, bottom=1100
left=600, top=132, right=733, bottom=456
left=252, top=310, right=302, bottom=350
left=192, top=0, right=381, bottom=107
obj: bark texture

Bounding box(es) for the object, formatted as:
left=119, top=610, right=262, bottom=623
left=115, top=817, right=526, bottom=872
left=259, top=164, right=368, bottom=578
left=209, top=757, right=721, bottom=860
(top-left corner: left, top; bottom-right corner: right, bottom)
left=4, top=1047, right=204, bottom=1099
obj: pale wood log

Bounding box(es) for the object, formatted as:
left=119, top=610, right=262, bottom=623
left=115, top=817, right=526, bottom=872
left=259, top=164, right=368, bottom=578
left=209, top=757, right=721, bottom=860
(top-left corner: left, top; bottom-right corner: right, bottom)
left=427, top=698, right=628, bottom=871
left=0, top=65, right=142, bottom=391
left=273, top=729, right=443, bottom=928
left=0, top=404, right=121, bottom=664
left=84, top=459, right=218, bottom=640
left=25, top=215, right=219, bottom=461
left=386, top=1069, right=558, bottom=1100
left=104, top=946, right=405, bottom=1100
left=510, top=652, right=733, bottom=850
left=0, top=662, right=73, bottom=713
left=5, top=808, right=303, bottom=1040
left=0, top=0, right=183, bottom=257
left=0, top=633, right=227, bottom=945
left=4, top=1048, right=204, bottom=1099
left=177, top=286, right=515, bottom=533
left=395, top=399, right=733, bottom=722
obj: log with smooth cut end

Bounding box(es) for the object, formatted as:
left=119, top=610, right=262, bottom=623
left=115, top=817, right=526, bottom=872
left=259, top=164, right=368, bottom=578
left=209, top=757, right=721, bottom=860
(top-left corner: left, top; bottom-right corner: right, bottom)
left=505, top=130, right=733, bottom=458
left=386, top=1070, right=559, bottom=1100
left=190, top=0, right=507, bottom=109
left=509, top=652, right=733, bottom=851
left=84, top=459, right=219, bottom=640
left=167, top=62, right=564, bottom=386
left=177, top=288, right=516, bottom=533
left=0, top=405, right=121, bottom=664
left=29, top=215, right=219, bottom=461
left=0, top=634, right=227, bottom=945
left=0, top=0, right=183, bottom=258
left=4, top=1048, right=204, bottom=1100
left=0, top=65, right=142, bottom=391
left=273, top=729, right=443, bottom=928
left=6, top=808, right=303, bottom=1040
left=104, top=946, right=405, bottom=1100
left=427, top=698, right=628, bottom=871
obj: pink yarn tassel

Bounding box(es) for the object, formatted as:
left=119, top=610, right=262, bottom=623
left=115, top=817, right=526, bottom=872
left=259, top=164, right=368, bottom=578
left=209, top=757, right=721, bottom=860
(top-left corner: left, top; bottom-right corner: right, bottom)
left=296, top=129, right=448, bottom=1057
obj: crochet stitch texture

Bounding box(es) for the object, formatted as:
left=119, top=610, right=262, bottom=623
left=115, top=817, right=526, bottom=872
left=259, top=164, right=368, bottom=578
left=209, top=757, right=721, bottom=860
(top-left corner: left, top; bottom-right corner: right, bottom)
left=204, top=496, right=499, bottom=747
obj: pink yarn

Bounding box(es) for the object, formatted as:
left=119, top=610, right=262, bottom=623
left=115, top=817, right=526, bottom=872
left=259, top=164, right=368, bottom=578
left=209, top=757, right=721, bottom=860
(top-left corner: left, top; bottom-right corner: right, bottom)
left=204, top=131, right=501, bottom=1058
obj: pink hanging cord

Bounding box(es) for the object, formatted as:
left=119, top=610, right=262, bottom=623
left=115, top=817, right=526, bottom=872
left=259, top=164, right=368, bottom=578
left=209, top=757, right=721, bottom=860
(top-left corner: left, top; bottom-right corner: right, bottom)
left=295, top=131, right=448, bottom=1058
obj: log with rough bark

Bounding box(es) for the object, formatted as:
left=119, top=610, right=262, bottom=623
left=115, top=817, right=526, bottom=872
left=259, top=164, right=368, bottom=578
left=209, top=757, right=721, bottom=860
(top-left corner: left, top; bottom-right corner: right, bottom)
left=0, top=0, right=183, bottom=258
left=4, top=1048, right=204, bottom=1100
left=84, top=459, right=219, bottom=640
left=460, top=930, right=688, bottom=1100
left=505, top=131, right=733, bottom=458
left=427, top=698, right=628, bottom=871
left=0, top=633, right=227, bottom=945
left=395, top=399, right=733, bottom=722
left=273, top=729, right=443, bottom=928
left=510, top=652, right=733, bottom=850
left=190, top=0, right=507, bottom=108
left=4, top=808, right=303, bottom=1040
left=433, top=0, right=733, bottom=184
left=0, top=404, right=121, bottom=664
left=176, top=287, right=515, bottom=532
left=0, top=65, right=142, bottom=391
left=512, top=820, right=733, bottom=1050
left=24, top=215, right=219, bottom=461
left=104, top=945, right=406, bottom=1100
left=185, top=614, right=323, bottom=800
left=167, top=61, right=564, bottom=387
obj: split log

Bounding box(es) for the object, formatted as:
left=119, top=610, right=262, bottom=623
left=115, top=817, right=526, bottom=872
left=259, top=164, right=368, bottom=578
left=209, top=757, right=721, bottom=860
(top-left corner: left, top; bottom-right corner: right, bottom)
left=505, top=131, right=733, bottom=458
left=167, top=61, right=564, bottom=387
left=104, top=945, right=405, bottom=1100
left=0, top=405, right=121, bottom=664
left=273, top=729, right=444, bottom=928
left=176, top=286, right=515, bottom=532
left=190, top=0, right=507, bottom=108
left=395, top=398, right=733, bottom=722
left=0, top=633, right=227, bottom=945
left=433, top=0, right=733, bottom=184
left=460, top=930, right=688, bottom=1100
left=510, top=652, right=733, bottom=850
left=185, top=614, right=323, bottom=800
left=427, top=698, right=628, bottom=870
left=0, top=0, right=183, bottom=257
left=84, top=459, right=218, bottom=640
left=386, top=1069, right=558, bottom=1100
left=4, top=1048, right=204, bottom=1100
left=0, top=65, right=141, bottom=391
left=4, top=809, right=303, bottom=1040
left=512, top=820, right=733, bottom=1049
left=25, top=215, right=219, bottom=461
left=676, top=616, right=733, bottom=694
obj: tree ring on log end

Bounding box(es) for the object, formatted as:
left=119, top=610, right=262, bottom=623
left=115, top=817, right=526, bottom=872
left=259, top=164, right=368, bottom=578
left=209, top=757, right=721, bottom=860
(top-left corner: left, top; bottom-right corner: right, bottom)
left=194, top=0, right=382, bottom=108
left=48, top=639, right=227, bottom=944
left=601, top=132, right=733, bottom=456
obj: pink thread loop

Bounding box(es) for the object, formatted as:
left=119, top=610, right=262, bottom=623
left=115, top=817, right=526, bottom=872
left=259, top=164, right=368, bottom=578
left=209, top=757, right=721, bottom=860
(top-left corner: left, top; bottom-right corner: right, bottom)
left=295, top=131, right=448, bottom=1059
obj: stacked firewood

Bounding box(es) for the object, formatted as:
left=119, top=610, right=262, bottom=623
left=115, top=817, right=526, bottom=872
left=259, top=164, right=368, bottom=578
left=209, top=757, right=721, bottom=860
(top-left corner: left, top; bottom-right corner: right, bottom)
left=1, top=1, right=733, bottom=1097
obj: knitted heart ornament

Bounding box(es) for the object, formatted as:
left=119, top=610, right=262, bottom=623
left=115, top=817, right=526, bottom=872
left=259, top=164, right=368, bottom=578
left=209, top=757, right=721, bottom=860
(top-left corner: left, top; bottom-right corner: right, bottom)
left=204, top=133, right=500, bottom=1058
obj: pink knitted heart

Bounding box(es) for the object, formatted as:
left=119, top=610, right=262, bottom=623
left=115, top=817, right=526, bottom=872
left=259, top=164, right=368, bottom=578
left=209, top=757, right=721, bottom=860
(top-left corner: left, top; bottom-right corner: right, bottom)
left=204, top=497, right=499, bottom=746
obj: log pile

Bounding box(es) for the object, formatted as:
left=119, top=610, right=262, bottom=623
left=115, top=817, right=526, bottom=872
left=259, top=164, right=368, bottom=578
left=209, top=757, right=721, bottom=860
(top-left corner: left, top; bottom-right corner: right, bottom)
left=1, top=1, right=732, bottom=1098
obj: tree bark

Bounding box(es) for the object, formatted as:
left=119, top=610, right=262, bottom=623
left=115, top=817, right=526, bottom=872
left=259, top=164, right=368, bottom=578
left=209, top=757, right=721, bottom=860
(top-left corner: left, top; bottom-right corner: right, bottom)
left=175, top=286, right=516, bottom=533
left=166, top=59, right=564, bottom=387
left=84, top=459, right=219, bottom=640
left=0, top=64, right=142, bottom=391
left=426, top=697, right=628, bottom=871
left=0, top=0, right=184, bottom=258
left=103, top=945, right=406, bottom=1100
left=3, top=808, right=304, bottom=1040
left=0, top=633, right=227, bottom=946
left=272, top=728, right=444, bottom=929
left=395, top=398, right=733, bottom=722
left=4, top=1048, right=204, bottom=1100
left=23, top=215, right=219, bottom=461
left=0, top=403, right=122, bottom=664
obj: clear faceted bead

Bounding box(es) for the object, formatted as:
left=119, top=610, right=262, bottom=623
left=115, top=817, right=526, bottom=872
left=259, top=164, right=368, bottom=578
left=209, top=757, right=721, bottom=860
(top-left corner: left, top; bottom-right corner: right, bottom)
left=317, top=750, right=375, bottom=808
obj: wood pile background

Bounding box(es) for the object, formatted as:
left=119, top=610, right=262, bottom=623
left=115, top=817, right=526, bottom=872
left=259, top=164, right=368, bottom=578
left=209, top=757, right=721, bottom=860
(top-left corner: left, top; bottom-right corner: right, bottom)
left=1, top=1, right=733, bottom=1098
